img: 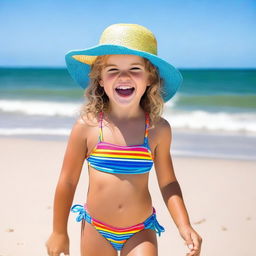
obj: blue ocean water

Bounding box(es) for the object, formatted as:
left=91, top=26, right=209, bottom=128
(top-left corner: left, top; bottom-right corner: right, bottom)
left=0, top=67, right=256, bottom=159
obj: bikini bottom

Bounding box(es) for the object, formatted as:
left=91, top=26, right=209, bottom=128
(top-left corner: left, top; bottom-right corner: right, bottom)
left=71, top=204, right=165, bottom=251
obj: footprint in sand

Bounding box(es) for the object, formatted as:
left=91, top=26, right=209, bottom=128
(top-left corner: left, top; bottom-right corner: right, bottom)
left=5, top=228, right=14, bottom=232
left=221, top=226, right=228, bottom=231
left=193, top=218, right=206, bottom=225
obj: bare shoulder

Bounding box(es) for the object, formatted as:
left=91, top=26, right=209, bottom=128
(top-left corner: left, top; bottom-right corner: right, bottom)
left=60, top=115, right=98, bottom=181
left=153, top=116, right=171, bottom=131
left=76, top=112, right=99, bottom=127
left=69, top=114, right=98, bottom=141
left=151, top=116, right=172, bottom=145
left=148, top=116, right=172, bottom=157
left=68, top=113, right=101, bottom=158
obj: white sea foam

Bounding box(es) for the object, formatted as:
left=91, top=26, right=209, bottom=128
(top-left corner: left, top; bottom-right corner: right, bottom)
left=164, top=110, right=256, bottom=133
left=1, top=99, right=256, bottom=134
left=0, top=99, right=81, bottom=116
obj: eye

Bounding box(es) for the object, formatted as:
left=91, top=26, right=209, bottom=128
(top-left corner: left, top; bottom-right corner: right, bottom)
left=107, top=68, right=118, bottom=72
left=130, top=67, right=142, bottom=71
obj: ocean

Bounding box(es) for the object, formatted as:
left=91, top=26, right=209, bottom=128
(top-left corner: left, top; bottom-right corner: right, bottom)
left=1, top=67, right=256, bottom=160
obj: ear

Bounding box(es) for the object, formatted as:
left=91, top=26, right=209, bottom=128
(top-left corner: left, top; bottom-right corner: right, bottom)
left=99, top=79, right=104, bottom=87
left=146, top=77, right=151, bottom=87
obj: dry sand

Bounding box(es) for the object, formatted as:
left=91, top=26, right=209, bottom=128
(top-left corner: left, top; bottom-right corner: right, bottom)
left=0, top=137, right=255, bottom=256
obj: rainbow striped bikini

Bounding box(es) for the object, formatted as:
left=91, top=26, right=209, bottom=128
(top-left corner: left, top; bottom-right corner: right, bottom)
left=71, top=112, right=165, bottom=251
left=86, top=111, right=154, bottom=174
left=71, top=204, right=164, bottom=251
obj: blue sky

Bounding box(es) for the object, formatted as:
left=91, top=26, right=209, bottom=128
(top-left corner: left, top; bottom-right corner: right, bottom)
left=0, top=0, right=255, bottom=68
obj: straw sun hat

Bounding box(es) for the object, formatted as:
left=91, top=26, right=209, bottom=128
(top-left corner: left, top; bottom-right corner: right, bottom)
left=65, top=23, right=183, bottom=102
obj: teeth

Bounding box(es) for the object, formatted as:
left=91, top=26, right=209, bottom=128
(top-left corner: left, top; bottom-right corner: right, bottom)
left=116, top=86, right=133, bottom=89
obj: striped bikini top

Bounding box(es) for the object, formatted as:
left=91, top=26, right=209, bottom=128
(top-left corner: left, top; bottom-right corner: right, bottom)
left=86, top=112, right=154, bottom=174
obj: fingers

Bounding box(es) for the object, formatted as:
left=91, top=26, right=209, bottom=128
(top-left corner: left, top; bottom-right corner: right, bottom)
left=45, top=233, right=70, bottom=256
left=46, top=251, right=67, bottom=256
left=50, top=253, right=68, bottom=256
left=184, top=232, right=194, bottom=251
left=185, top=233, right=202, bottom=256
left=46, top=247, right=69, bottom=256
left=185, top=243, right=195, bottom=256
left=45, top=241, right=69, bottom=256
left=63, top=249, right=70, bottom=256
left=191, top=231, right=202, bottom=252
left=183, top=233, right=202, bottom=256
left=183, top=233, right=194, bottom=255
left=49, top=252, right=70, bottom=256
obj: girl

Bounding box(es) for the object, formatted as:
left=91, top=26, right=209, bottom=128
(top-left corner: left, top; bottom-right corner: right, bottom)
left=46, top=23, right=202, bottom=256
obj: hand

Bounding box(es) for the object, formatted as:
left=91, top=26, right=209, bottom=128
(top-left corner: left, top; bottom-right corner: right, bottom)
left=45, top=232, right=70, bottom=256
left=178, top=224, right=202, bottom=256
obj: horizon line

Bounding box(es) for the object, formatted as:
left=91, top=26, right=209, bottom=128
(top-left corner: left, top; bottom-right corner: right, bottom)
left=0, top=66, right=256, bottom=70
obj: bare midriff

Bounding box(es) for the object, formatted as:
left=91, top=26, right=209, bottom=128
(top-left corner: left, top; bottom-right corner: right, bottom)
left=85, top=165, right=153, bottom=227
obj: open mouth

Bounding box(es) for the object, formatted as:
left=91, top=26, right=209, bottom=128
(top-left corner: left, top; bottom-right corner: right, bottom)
left=115, top=87, right=135, bottom=97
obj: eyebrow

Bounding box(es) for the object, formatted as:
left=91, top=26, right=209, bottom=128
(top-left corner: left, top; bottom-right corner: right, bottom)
left=104, top=63, right=145, bottom=68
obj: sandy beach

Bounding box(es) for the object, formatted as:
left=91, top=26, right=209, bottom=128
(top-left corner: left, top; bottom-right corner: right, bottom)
left=0, top=137, right=255, bottom=256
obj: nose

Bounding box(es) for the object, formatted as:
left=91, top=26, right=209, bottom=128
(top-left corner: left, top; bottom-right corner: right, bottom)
left=118, top=70, right=131, bottom=81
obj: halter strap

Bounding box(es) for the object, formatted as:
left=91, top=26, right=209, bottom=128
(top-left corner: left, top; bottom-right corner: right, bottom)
left=98, top=111, right=150, bottom=145
left=144, top=112, right=150, bottom=146
left=98, top=111, right=104, bottom=142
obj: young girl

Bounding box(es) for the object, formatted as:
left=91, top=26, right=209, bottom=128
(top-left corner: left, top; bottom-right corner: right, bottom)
left=46, top=23, right=202, bottom=256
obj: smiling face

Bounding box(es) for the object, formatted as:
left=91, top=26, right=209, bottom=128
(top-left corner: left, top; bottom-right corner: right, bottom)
left=99, top=55, right=150, bottom=107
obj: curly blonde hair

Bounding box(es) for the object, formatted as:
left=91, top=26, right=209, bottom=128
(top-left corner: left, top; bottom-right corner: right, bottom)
left=80, top=55, right=164, bottom=125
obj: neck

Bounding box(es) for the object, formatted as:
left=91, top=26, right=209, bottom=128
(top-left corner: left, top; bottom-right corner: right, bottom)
left=107, top=103, right=145, bottom=120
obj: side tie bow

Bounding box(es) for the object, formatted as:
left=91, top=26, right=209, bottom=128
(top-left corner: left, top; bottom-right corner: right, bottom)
left=144, top=212, right=165, bottom=236
left=71, top=204, right=91, bottom=223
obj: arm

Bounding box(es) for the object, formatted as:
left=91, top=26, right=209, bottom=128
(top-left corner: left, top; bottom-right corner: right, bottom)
left=46, top=120, right=88, bottom=256
left=154, top=118, right=202, bottom=256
